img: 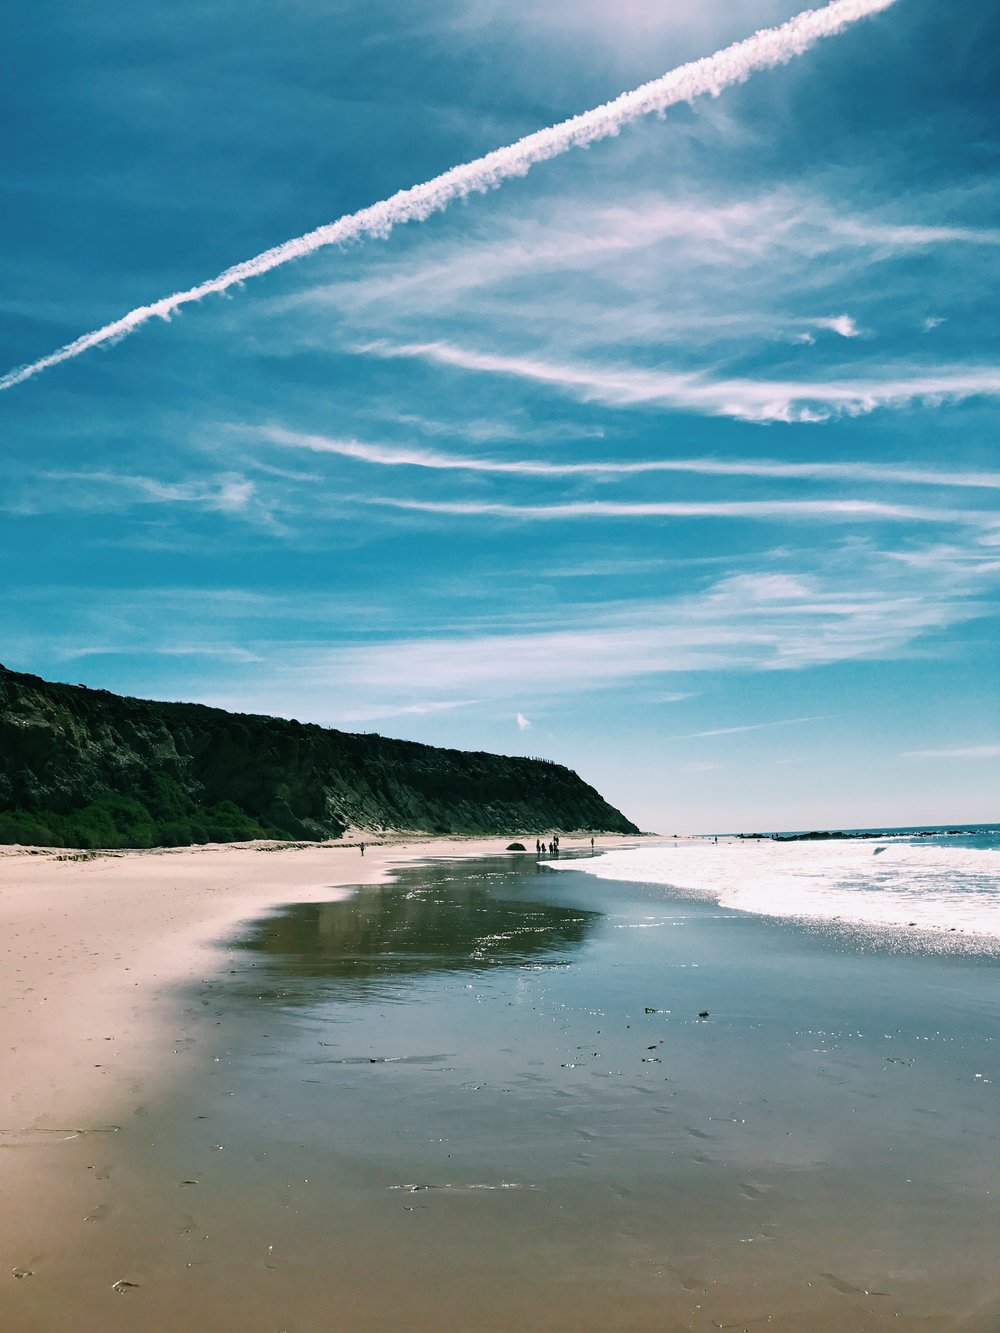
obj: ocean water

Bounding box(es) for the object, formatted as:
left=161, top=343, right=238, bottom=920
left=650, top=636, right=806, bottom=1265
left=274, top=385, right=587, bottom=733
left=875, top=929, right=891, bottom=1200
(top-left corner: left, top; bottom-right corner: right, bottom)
left=554, top=827, right=1000, bottom=949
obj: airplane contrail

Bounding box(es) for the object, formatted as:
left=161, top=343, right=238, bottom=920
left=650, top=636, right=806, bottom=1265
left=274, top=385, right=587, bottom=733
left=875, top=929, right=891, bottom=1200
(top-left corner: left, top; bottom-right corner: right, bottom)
left=0, top=0, right=896, bottom=393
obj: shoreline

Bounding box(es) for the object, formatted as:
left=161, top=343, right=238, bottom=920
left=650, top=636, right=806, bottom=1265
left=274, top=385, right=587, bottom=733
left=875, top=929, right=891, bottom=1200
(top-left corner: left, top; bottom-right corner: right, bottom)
left=2, top=837, right=997, bottom=1331
left=0, top=834, right=641, bottom=1325
left=0, top=835, right=640, bottom=1133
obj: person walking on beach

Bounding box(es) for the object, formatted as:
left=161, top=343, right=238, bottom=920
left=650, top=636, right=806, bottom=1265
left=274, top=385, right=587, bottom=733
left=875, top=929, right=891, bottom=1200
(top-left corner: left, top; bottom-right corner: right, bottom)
left=360, top=841, right=365, bottom=856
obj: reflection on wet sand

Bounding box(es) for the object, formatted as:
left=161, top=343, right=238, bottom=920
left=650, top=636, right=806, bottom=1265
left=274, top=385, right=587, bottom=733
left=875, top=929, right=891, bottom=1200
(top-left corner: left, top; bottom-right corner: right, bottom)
left=233, top=862, right=599, bottom=994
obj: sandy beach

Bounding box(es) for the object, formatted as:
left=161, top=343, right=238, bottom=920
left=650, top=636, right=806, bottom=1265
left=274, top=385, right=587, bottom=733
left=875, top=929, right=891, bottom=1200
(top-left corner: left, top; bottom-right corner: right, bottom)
left=2, top=837, right=996, bottom=1332
left=0, top=833, right=633, bottom=1331
left=1, top=835, right=628, bottom=1131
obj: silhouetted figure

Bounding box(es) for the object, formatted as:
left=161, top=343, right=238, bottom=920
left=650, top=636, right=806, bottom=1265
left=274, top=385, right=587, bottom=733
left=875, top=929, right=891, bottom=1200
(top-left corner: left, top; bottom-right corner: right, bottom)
left=360, top=841, right=365, bottom=856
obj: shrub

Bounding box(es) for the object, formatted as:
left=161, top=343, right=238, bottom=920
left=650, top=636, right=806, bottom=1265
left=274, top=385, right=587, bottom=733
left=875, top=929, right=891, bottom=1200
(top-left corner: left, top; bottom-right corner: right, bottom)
left=0, top=794, right=273, bottom=849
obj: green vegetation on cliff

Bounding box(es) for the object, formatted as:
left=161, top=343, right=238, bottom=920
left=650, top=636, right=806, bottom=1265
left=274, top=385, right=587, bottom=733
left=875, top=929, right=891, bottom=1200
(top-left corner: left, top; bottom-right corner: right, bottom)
left=0, top=665, right=639, bottom=848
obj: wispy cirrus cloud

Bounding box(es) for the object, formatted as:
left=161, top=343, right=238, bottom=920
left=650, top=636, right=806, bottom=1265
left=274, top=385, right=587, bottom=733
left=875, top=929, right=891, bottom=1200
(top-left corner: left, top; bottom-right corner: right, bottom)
left=835, top=219, right=1000, bottom=249
left=327, top=699, right=480, bottom=724
left=11, top=534, right=996, bottom=733
left=4, top=470, right=261, bottom=518
left=882, top=543, right=1000, bottom=578
left=675, top=715, right=825, bottom=739
left=217, top=555, right=993, bottom=715
left=58, top=643, right=264, bottom=664
left=363, top=340, right=1000, bottom=424
left=299, top=193, right=1000, bottom=320
left=255, top=424, right=1000, bottom=491
left=902, top=744, right=1000, bottom=759
left=371, top=496, right=986, bottom=526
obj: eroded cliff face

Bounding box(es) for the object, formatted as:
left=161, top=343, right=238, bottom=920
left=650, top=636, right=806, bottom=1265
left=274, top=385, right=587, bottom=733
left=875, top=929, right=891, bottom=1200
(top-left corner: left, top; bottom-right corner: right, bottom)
left=0, top=665, right=639, bottom=847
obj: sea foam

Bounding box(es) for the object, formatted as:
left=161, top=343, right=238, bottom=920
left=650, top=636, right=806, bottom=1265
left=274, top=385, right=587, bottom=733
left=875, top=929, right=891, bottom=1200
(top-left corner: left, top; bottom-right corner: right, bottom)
left=557, top=837, right=1000, bottom=946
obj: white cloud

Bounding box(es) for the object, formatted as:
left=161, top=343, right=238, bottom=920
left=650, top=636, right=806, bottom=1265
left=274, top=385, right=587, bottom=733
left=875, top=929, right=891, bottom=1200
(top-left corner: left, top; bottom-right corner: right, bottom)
left=24, top=535, right=996, bottom=727
left=58, top=643, right=263, bottom=664
left=300, top=193, right=1000, bottom=321
left=234, top=551, right=992, bottom=710
left=458, top=0, right=799, bottom=60
left=516, top=712, right=532, bottom=730
left=363, top=340, right=1000, bottom=423
left=815, top=314, right=861, bottom=337
left=902, top=745, right=1000, bottom=759
left=836, top=220, right=1000, bottom=248
left=277, top=183, right=998, bottom=443
left=254, top=424, right=1000, bottom=490
left=2, top=469, right=289, bottom=535
left=330, top=699, right=480, bottom=724
left=373, top=496, right=978, bottom=525
left=675, top=715, right=825, bottom=739
left=20, top=470, right=257, bottom=515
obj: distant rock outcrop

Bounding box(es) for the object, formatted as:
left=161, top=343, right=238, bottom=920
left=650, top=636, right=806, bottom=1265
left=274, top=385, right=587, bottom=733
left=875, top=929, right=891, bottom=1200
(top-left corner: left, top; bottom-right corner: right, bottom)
left=0, top=664, right=639, bottom=848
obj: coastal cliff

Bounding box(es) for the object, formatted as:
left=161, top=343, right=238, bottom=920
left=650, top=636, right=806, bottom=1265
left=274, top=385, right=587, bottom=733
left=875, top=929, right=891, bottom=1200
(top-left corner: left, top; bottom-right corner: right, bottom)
left=0, top=665, right=639, bottom=847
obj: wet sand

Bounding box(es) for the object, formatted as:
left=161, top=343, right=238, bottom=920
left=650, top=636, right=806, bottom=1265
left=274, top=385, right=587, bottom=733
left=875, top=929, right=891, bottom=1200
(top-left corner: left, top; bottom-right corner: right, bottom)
left=0, top=835, right=500, bottom=1135
left=0, top=835, right=630, bottom=1329
left=2, top=843, right=998, bottom=1331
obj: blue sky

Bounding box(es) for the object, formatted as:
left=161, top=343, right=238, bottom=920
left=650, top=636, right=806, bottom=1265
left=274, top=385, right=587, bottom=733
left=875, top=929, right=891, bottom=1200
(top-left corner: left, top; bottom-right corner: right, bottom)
left=2, top=0, right=998, bottom=832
